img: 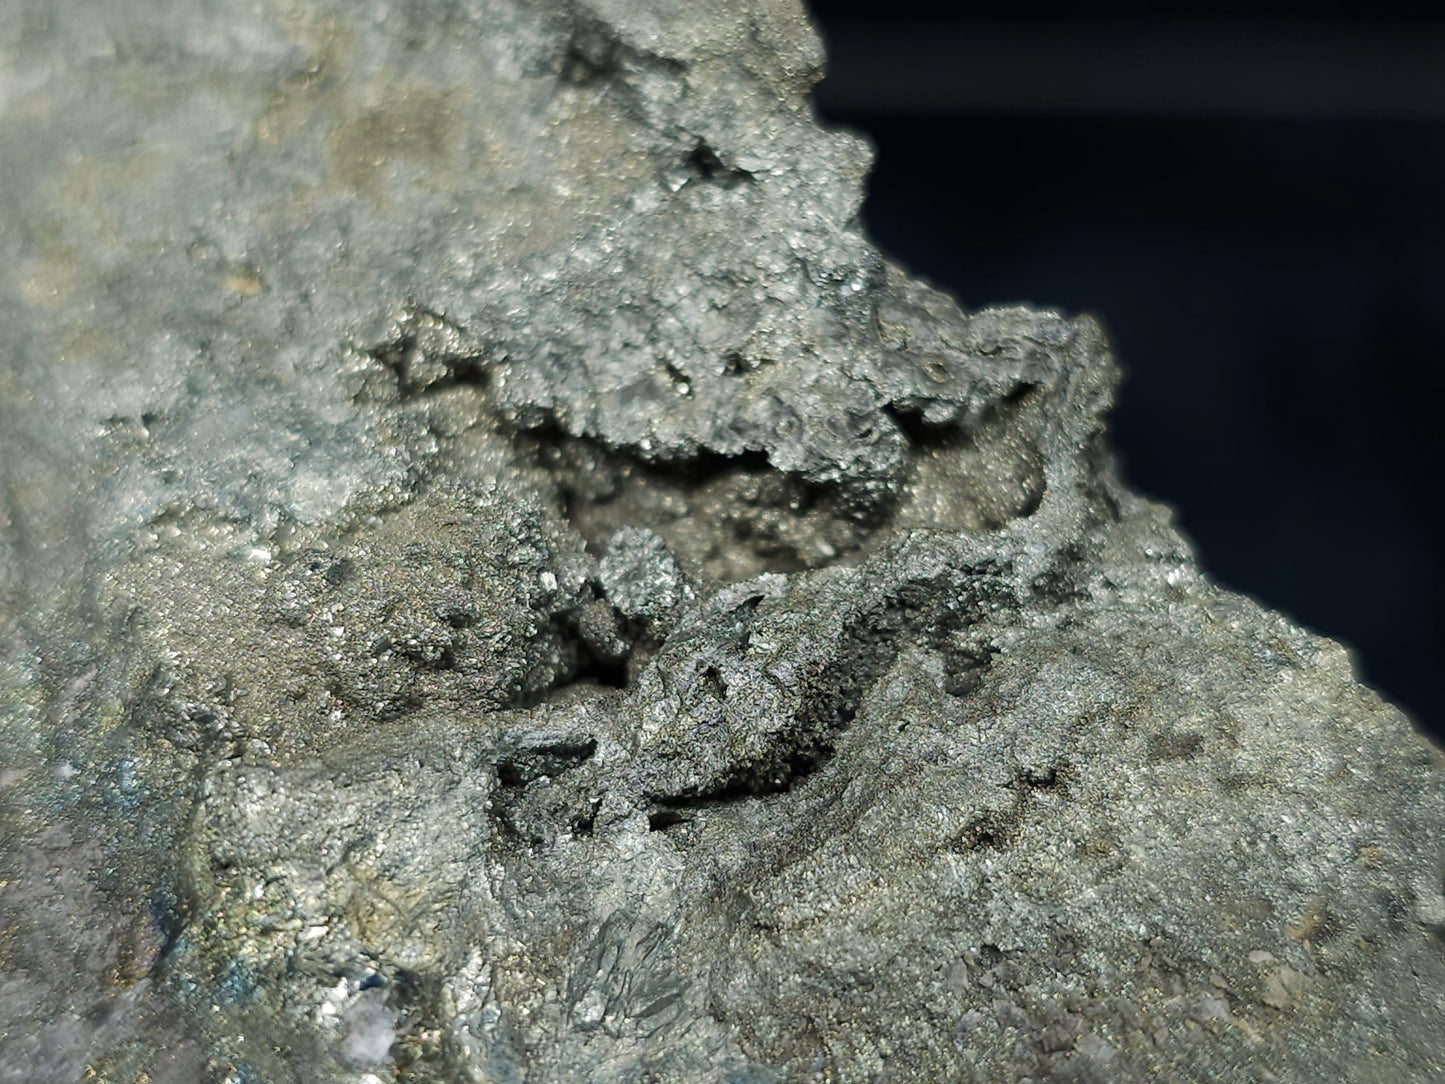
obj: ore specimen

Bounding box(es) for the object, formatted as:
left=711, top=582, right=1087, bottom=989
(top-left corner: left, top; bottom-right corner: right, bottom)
left=1, top=1, right=1442, bottom=1081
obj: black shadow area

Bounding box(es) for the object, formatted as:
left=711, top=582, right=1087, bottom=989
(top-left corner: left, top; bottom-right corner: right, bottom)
left=809, top=4, right=1445, bottom=738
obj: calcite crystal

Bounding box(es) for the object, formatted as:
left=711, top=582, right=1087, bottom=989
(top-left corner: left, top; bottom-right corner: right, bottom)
left=2, top=1, right=1442, bottom=1081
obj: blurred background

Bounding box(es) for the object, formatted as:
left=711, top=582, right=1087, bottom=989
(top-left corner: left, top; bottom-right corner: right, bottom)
left=807, top=0, right=1445, bottom=741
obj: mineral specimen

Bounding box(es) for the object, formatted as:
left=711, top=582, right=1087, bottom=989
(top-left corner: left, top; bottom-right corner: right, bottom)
left=1, top=1, right=1442, bottom=1081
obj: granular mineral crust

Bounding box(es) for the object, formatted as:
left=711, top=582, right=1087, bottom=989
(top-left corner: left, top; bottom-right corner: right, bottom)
left=1, top=1, right=1443, bottom=1081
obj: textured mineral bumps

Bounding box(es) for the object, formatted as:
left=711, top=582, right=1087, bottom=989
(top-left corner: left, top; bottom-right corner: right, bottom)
left=0, top=1, right=1442, bottom=1081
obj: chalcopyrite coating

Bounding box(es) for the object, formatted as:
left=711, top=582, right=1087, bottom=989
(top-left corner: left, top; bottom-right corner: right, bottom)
left=2, top=2, right=1442, bottom=1081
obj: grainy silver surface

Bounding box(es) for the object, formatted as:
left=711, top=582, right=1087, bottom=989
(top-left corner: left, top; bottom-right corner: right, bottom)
left=1, top=2, right=1442, bottom=1081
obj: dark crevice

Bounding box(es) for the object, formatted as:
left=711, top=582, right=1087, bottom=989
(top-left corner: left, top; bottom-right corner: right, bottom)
left=517, top=427, right=884, bottom=581
left=977, top=944, right=1004, bottom=968
left=662, top=360, right=692, bottom=395
left=571, top=651, right=630, bottom=691
left=884, top=402, right=962, bottom=447
left=884, top=382, right=1039, bottom=448
left=720, top=739, right=840, bottom=802
left=372, top=343, right=487, bottom=400
left=365, top=305, right=488, bottom=399
left=1003, top=381, right=1040, bottom=406
left=701, top=665, right=727, bottom=699
left=942, top=643, right=997, bottom=697
left=564, top=624, right=630, bottom=691
left=521, top=419, right=774, bottom=483
left=647, top=808, right=692, bottom=832
left=647, top=740, right=830, bottom=807
left=683, top=142, right=755, bottom=188
left=491, top=764, right=601, bottom=847
left=496, top=739, right=597, bottom=788
left=570, top=798, right=601, bottom=837
left=721, top=350, right=774, bottom=376
left=656, top=577, right=1016, bottom=806
left=521, top=608, right=632, bottom=706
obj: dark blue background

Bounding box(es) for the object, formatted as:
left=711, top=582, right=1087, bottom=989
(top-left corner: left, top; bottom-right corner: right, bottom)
left=809, top=1, right=1445, bottom=738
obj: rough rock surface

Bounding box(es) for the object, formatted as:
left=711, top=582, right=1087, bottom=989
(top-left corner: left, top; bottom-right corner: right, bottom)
left=2, top=1, right=1443, bottom=1081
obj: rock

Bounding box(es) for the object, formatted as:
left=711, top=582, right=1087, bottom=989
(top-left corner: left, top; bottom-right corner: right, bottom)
left=1, top=1, right=1443, bottom=1081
